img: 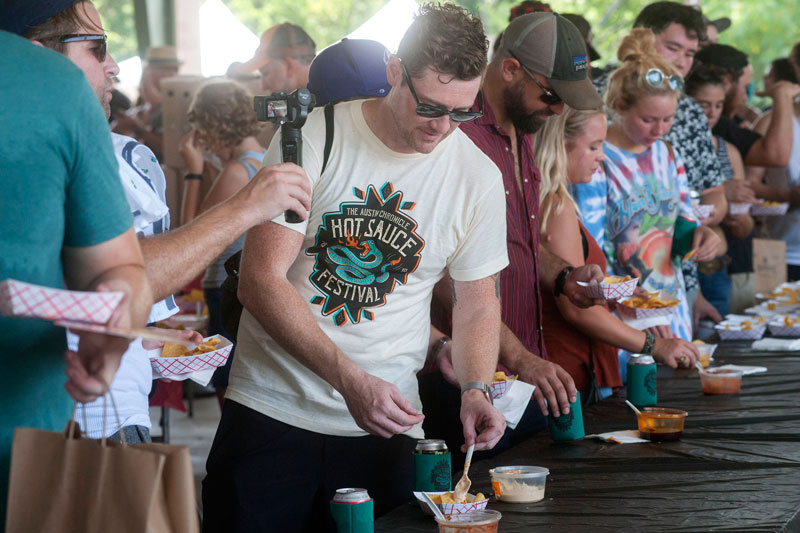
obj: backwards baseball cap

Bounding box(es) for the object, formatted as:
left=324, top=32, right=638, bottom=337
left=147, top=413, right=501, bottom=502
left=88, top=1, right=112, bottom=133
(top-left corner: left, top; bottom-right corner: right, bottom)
left=702, top=15, right=732, bottom=34
left=499, top=12, right=602, bottom=110
left=562, top=13, right=600, bottom=62
left=238, top=22, right=316, bottom=73
left=307, top=38, right=391, bottom=106
left=694, top=43, right=749, bottom=71
left=0, top=0, right=76, bottom=35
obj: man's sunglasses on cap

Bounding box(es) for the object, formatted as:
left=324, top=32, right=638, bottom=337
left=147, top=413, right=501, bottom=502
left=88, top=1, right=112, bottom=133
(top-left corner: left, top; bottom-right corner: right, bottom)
left=61, top=34, right=108, bottom=62
left=644, top=68, right=684, bottom=91
left=509, top=51, right=562, bottom=106
left=399, top=58, right=483, bottom=123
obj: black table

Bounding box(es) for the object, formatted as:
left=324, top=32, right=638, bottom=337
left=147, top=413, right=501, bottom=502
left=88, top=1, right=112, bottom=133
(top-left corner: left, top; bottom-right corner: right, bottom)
left=376, top=342, right=800, bottom=532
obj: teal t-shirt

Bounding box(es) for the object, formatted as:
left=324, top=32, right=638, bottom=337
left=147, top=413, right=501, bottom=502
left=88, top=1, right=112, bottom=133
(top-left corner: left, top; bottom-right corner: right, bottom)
left=0, top=32, right=133, bottom=521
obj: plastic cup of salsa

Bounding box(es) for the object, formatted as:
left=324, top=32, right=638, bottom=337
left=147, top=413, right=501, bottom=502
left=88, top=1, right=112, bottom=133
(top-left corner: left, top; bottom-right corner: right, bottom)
left=699, top=368, right=743, bottom=395
left=435, top=509, right=502, bottom=533
left=636, top=407, right=688, bottom=441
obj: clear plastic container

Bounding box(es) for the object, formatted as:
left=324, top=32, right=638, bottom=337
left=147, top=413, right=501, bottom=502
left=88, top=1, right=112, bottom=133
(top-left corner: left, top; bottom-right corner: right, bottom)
left=435, top=509, right=502, bottom=533
left=699, top=368, right=743, bottom=395
left=636, top=408, right=687, bottom=441
left=489, top=465, right=549, bottom=503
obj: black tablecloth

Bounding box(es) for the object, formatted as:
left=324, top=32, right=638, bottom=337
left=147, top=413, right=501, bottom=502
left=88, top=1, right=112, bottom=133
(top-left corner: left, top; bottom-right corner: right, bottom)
left=376, top=342, right=800, bottom=532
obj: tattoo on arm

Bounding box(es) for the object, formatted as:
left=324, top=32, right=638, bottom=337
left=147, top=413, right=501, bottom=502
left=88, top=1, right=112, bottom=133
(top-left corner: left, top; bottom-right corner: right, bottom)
left=492, top=273, right=501, bottom=300
left=450, top=277, right=457, bottom=306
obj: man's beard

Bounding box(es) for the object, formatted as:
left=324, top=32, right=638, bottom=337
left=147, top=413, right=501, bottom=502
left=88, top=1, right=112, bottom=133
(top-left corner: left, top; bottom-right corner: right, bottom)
left=503, top=81, right=550, bottom=134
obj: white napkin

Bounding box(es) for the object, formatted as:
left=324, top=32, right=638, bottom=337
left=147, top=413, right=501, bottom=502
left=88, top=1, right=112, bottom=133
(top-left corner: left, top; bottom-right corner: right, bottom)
left=585, top=430, right=648, bottom=444
left=715, top=364, right=767, bottom=375
left=494, top=380, right=535, bottom=430
left=751, top=338, right=800, bottom=351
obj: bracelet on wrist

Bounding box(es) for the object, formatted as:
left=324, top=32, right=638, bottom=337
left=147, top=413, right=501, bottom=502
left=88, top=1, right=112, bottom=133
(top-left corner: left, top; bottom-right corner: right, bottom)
left=184, top=173, right=203, bottom=181
left=461, top=381, right=493, bottom=405
left=641, top=331, right=656, bottom=355
left=553, top=266, right=574, bottom=298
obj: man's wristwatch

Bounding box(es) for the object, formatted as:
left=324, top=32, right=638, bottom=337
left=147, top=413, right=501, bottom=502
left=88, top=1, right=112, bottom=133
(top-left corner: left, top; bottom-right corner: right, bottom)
left=461, top=381, right=493, bottom=405
left=553, top=266, right=574, bottom=298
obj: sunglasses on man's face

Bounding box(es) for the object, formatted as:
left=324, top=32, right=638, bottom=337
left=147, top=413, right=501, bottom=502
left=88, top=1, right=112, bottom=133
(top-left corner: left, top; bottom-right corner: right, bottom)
left=61, top=34, right=108, bottom=63
left=509, top=52, right=563, bottom=106
left=399, top=59, right=483, bottom=123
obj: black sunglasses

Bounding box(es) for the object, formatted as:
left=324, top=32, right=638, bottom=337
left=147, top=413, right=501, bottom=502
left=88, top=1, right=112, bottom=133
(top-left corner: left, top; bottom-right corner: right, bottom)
left=61, top=34, right=108, bottom=63
left=399, top=59, right=483, bottom=123
left=509, top=52, right=563, bottom=106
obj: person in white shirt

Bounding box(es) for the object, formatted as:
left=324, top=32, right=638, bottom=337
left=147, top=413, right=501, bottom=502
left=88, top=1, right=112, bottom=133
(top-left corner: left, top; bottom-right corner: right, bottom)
left=202, top=4, right=509, bottom=530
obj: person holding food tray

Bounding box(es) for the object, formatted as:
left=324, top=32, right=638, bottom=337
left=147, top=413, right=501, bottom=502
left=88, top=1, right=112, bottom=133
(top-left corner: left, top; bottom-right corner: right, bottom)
left=573, top=29, right=720, bottom=349
left=533, top=105, right=700, bottom=398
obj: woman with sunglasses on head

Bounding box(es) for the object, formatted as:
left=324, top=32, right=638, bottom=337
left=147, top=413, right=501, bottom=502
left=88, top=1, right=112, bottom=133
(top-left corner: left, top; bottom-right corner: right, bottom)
left=577, top=29, right=720, bottom=350
left=533, top=106, right=700, bottom=401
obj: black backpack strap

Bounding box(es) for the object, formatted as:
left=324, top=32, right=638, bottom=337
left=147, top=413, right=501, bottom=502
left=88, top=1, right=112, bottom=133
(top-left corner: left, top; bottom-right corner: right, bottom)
left=321, top=103, right=335, bottom=175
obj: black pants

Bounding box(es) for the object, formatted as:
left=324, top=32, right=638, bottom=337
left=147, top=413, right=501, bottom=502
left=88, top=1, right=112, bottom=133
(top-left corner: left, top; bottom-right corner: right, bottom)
left=418, top=371, right=548, bottom=469
left=202, top=400, right=416, bottom=533
left=788, top=264, right=800, bottom=282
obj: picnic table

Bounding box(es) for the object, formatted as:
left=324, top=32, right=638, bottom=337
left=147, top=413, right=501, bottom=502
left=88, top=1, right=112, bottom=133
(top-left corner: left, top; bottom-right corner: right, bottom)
left=376, top=341, right=800, bottom=532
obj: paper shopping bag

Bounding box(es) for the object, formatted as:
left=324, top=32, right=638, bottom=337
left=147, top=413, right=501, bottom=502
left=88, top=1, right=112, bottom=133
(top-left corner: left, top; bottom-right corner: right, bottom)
left=5, top=426, right=199, bottom=533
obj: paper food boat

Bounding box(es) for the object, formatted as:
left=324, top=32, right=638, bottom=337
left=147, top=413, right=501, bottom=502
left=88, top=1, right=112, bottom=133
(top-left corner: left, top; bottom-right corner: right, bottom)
left=715, top=321, right=766, bottom=341
left=750, top=202, right=789, bottom=216
left=617, top=292, right=679, bottom=320
left=692, top=204, right=715, bottom=220
left=0, top=278, right=123, bottom=324
left=490, top=375, right=517, bottom=400
left=728, top=203, right=751, bottom=215
left=413, top=491, right=489, bottom=516
left=149, top=335, right=232, bottom=378
left=577, top=277, right=639, bottom=300
left=767, top=316, right=800, bottom=338
left=694, top=342, right=718, bottom=367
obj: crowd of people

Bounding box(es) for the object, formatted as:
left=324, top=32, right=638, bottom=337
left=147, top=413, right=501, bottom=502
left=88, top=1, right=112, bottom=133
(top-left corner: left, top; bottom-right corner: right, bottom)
left=2, top=0, right=799, bottom=531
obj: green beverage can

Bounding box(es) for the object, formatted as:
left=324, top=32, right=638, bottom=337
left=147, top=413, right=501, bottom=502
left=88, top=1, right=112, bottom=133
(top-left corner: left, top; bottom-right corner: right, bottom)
left=548, top=390, right=585, bottom=441
left=627, top=355, right=657, bottom=407
left=414, top=439, right=451, bottom=492
left=330, top=488, right=373, bottom=533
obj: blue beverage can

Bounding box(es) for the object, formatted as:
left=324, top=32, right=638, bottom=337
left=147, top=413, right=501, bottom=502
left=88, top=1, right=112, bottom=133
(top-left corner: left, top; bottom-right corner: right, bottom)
left=330, top=488, right=373, bottom=533
left=627, top=355, right=657, bottom=407
left=414, top=439, right=451, bottom=492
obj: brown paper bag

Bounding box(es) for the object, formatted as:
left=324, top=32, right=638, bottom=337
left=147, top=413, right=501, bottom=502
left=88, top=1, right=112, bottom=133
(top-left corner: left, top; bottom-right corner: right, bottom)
left=753, top=238, right=787, bottom=294
left=5, top=426, right=199, bottom=533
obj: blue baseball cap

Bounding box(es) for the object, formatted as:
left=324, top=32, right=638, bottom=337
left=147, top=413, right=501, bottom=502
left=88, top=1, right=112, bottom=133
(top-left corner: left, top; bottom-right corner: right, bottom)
left=0, top=0, right=78, bottom=36
left=307, top=38, right=392, bottom=106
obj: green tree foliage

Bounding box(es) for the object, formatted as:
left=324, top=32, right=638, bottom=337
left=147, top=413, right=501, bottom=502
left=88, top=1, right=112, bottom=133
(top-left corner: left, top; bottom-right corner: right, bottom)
left=99, top=0, right=800, bottom=107
left=94, top=0, right=138, bottom=61
left=223, top=0, right=387, bottom=49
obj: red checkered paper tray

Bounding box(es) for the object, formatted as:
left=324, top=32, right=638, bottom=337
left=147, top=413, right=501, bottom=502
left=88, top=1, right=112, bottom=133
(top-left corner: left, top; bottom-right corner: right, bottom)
left=617, top=292, right=679, bottom=320
left=490, top=374, right=517, bottom=400
left=577, top=277, right=639, bottom=300
left=0, top=278, right=123, bottom=324
left=728, top=203, right=751, bottom=215
left=692, top=204, right=715, bottom=220
left=413, top=491, right=489, bottom=516
left=149, top=335, right=232, bottom=379
left=750, top=202, right=789, bottom=216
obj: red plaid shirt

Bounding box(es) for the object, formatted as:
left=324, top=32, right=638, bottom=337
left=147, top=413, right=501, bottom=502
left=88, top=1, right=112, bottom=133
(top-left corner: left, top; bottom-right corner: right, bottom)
left=460, top=92, right=547, bottom=359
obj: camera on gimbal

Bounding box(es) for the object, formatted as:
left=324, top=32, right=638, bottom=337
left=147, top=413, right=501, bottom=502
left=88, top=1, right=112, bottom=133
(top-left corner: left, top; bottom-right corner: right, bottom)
left=253, top=88, right=315, bottom=223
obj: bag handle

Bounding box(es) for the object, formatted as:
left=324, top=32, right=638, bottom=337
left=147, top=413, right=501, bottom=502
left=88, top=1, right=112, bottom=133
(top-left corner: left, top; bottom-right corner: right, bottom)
left=66, top=379, right=128, bottom=447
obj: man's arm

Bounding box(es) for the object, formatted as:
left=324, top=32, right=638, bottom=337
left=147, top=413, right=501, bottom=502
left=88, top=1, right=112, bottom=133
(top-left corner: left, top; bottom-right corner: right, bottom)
left=744, top=82, right=800, bottom=167
left=62, top=228, right=152, bottom=401
left=698, top=185, right=728, bottom=225
left=140, top=163, right=311, bottom=301
left=239, top=221, right=423, bottom=439
left=539, top=243, right=605, bottom=307
left=450, top=274, right=506, bottom=452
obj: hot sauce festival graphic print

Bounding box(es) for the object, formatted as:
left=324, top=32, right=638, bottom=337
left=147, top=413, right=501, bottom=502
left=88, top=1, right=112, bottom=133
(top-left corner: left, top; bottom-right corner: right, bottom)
left=306, top=182, right=424, bottom=326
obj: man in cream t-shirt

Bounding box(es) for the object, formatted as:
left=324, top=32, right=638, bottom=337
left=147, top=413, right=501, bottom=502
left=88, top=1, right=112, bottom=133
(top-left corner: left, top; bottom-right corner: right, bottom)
left=203, top=4, right=510, bottom=531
